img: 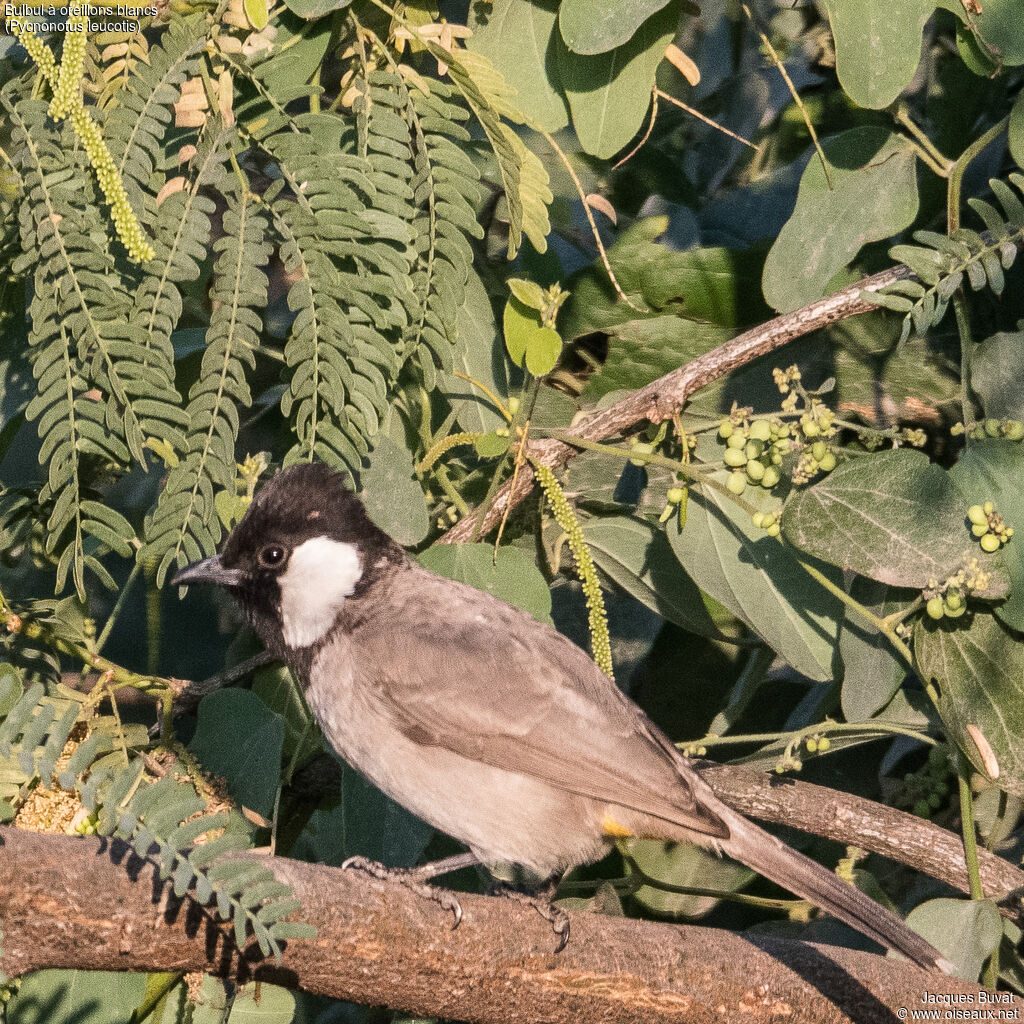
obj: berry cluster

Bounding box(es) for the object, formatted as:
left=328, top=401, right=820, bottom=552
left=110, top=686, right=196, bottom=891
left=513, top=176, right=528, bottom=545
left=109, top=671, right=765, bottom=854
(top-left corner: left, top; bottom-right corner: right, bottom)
left=968, top=501, right=1013, bottom=554
left=751, top=510, right=781, bottom=536
left=958, top=418, right=1024, bottom=442
left=718, top=416, right=786, bottom=495
left=922, top=559, right=992, bottom=621
left=895, top=747, right=951, bottom=819
left=775, top=733, right=832, bottom=774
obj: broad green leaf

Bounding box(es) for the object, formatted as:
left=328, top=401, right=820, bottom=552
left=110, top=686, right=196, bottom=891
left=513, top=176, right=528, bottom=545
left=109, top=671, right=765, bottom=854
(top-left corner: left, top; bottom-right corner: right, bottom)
left=974, top=0, right=1024, bottom=66
left=558, top=4, right=676, bottom=158
left=559, top=0, right=673, bottom=55
left=0, top=663, right=22, bottom=717
left=781, top=449, right=1005, bottom=594
left=475, top=430, right=512, bottom=458
left=972, top=330, right=1024, bottom=421
left=905, top=898, right=1003, bottom=982
left=838, top=580, right=910, bottom=722
left=6, top=970, right=147, bottom=1024
left=762, top=128, right=919, bottom=313
left=582, top=316, right=732, bottom=399
left=508, top=277, right=547, bottom=310
left=226, top=982, right=296, bottom=1023
left=668, top=478, right=843, bottom=681
left=417, top=543, right=553, bottom=624
left=251, top=664, right=322, bottom=764
left=916, top=612, right=1024, bottom=798
left=468, top=0, right=569, bottom=130
left=627, top=837, right=753, bottom=916
left=440, top=268, right=509, bottom=434
left=584, top=515, right=720, bottom=637
left=291, top=760, right=434, bottom=868
left=1010, top=86, right=1024, bottom=169
left=560, top=220, right=770, bottom=343
left=823, top=0, right=934, bottom=108
left=282, top=0, right=352, bottom=19
left=191, top=689, right=285, bottom=819
left=503, top=296, right=562, bottom=375
left=948, top=440, right=1024, bottom=632
left=244, top=0, right=268, bottom=29
left=360, top=434, right=430, bottom=547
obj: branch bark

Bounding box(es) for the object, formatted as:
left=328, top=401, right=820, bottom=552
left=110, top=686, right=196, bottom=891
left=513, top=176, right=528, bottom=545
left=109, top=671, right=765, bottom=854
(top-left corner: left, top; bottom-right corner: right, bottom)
left=0, top=826, right=990, bottom=1023
left=439, top=265, right=912, bottom=543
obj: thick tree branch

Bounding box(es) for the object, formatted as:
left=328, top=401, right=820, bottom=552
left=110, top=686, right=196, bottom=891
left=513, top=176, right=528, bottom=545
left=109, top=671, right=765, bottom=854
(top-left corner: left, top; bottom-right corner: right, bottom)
left=0, top=827, right=989, bottom=1023
left=440, top=266, right=912, bottom=543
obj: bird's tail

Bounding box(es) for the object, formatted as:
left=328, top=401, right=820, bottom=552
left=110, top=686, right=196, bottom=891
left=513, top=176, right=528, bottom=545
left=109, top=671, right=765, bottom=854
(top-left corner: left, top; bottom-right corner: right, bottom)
left=719, top=810, right=955, bottom=973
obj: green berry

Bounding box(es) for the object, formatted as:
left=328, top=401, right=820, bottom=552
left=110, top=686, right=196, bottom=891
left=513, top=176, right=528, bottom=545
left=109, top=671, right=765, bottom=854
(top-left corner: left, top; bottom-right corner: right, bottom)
left=746, top=459, right=766, bottom=482
left=749, top=420, right=772, bottom=442
left=971, top=523, right=989, bottom=537
left=984, top=501, right=994, bottom=515
left=719, top=420, right=734, bottom=440
left=927, top=792, right=942, bottom=809
left=980, top=532, right=1000, bottom=553
left=985, top=418, right=1001, bottom=437
left=766, top=522, right=780, bottom=537
left=726, top=431, right=747, bottom=450
left=913, top=799, right=931, bottom=818
left=817, top=737, right=831, bottom=751
left=926, top=596, right=945, bottom=620
left=744, top=440, right=764, bottom=460
left=1003, top=420, right=1024, bottom=441
left=945, top=590, right=962, bottom=611
left=507, top=396, right=520, bottom=415
left=724, top=447, right=748, bottom=468
left=773, top=437, right=791, bottom=454
left=967, top=504, right=988, bottom=526
left=667, top=487, right=685, bottom=504
left=752, top=512, right=766, bottom=528
left=761, top=465, right=781, bottom=488
left=944, top=599, right=966, bottom=618
left=805, top=738, right=818, bottom=753
left=727, top=472, right=746, bottom=495
left=818, top=451, right=836, bottom=473
left=803, top=420, right=820, bottom=438
left=629, top=442, right=653, bottom=466
left=811, top=441, right=827, bottom=462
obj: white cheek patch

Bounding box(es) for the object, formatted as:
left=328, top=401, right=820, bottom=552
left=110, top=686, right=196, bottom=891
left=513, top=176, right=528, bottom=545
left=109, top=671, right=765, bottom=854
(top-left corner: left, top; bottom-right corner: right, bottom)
left=278, top=537, right=362, bottom=648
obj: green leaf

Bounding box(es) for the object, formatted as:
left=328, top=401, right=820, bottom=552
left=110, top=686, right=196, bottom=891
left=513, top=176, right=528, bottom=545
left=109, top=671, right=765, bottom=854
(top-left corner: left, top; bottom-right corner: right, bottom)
left=225, top=982, right=296, bottom=1023
left=244, top=0, right=268, bottom=29
left=474, top=430, right=512, bottom=458
left=508, top=278, right=547, bottom=311
left=360, top=435, right=430, bottom=547
left=417, top=543, right=553, bottom=624
left=823, top=0, right=935, bottom=108
left=557, top=3, right=676, bottom=158
left=948, top=440, right=1024, bottom=632
left=281, top=0, right=352, bottom=20
left=291, top=760, right=434, bottom=867
left=838, top=580, right=909, bottom=721
left=916, top=612, right=1024, bottom=798
left=250, top=665, right=322, bottom=764
left=0, top=663, right=23, bottom=718
left=6, top=970, right=148, bottom=1024
left=763, top=128, right=919, bottom=312
left=560, top=222, right=770, bottom=342
left=974, top=0, right=1024, bottom=66
left=583, top=515, right=721, bottom=637
left=190, top=690, right=285, bottom=819
left=559, top=0, right=674, bottom=55
left=503, top=296, right=561, bottom=374
left=440, top=268, right=509, bottom=434
left=781, top=449, right=1004, bottom=594
left=627, top=837, right=753, bottom=916
left=468, top=0, right=569, bottom=131
left=905, top=898, right=1003, bottom=982
left=667, top=479, right=843, bottom=681
left=972, top=330, right=1024, bottom=421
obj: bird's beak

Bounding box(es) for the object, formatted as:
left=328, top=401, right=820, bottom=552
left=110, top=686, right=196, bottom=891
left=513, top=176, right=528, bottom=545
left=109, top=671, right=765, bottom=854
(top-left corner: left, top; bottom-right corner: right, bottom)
left=171, top=554, right=244, bottom=588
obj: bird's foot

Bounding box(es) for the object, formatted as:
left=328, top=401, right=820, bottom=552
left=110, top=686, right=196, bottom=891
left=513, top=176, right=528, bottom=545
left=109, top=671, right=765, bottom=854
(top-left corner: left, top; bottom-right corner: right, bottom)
left=490, top=881, right=570, bottom=953
left=341, top=855, right=464, bottom=928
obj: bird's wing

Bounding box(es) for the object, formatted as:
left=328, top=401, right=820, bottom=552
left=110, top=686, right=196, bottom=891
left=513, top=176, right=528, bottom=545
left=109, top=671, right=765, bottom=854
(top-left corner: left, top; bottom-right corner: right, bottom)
left=354, top=567, right=728, bottom=839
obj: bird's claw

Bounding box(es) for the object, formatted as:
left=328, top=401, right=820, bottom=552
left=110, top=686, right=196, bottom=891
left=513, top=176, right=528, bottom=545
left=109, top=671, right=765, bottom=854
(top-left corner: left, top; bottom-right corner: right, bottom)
left=342, top=855, right=464, bottom=928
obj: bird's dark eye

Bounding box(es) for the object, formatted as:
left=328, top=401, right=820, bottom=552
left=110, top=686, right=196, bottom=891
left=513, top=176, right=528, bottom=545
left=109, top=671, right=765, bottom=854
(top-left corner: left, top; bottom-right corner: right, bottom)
left=257, top=544, right=287, bottom=569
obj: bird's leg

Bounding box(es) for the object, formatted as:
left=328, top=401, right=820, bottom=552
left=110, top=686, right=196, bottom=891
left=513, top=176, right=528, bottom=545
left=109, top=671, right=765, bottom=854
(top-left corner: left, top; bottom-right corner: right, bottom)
left=341, top=851, right=480, bottom=928
left=488, top=874, right=570, bottom=952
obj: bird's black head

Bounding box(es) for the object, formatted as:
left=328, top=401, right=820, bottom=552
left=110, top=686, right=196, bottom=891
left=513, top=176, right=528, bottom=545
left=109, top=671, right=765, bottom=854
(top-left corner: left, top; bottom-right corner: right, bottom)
left=172, top=463, right=404, bottom=653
